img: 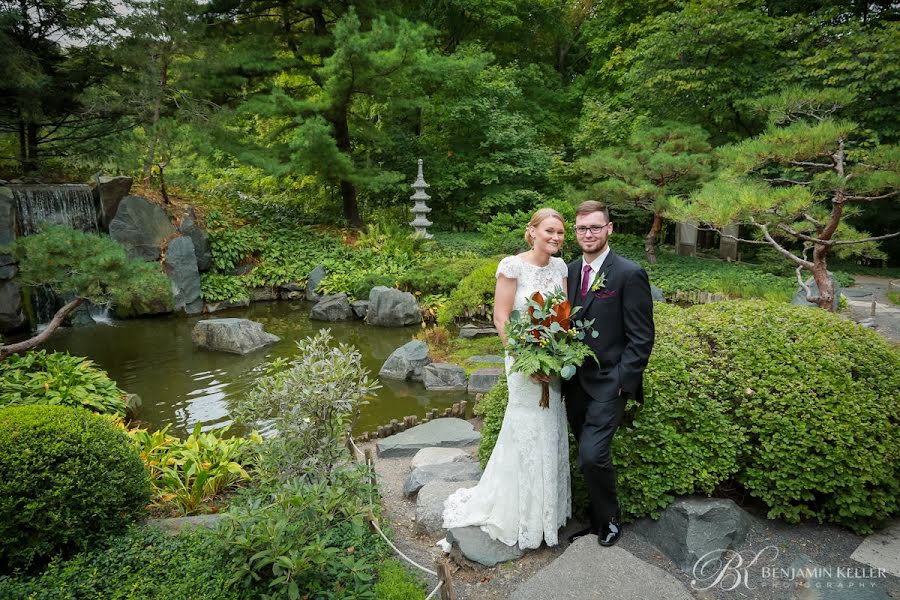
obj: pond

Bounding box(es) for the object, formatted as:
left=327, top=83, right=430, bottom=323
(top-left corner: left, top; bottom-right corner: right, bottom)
left=43, top=301, right=468, bottom=437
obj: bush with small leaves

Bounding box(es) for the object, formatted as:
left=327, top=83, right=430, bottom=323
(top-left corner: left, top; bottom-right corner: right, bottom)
left=0, top=405, right=151, bottom=572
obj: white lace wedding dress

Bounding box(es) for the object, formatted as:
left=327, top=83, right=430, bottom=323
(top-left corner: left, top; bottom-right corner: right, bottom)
left=441, top=255, right=572, bottom=549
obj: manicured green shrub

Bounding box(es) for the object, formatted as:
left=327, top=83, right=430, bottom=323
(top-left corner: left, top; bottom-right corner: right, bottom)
left=436, top=259, right=500, bottom=325
left=0, top=350, right=127, bottom=416
left=478, top=199, right=578, bottom=257
left=0, top=405, right=151, bottom=572
left=0, top=525, right=238, bottom=600
left=374, top=560, right=427, bottom=600
left=200, top=272, right=252, bottom=303
left=691, top=301, right=900, bottom=533
left=476, top=302, right=900, bottom=533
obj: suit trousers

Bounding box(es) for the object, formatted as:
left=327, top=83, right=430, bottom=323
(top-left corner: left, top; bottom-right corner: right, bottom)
left=565, top=383, right=625, bottom=530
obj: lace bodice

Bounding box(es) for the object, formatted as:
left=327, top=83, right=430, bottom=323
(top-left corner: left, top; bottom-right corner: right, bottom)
left=496, top=255, right=568, bottom=312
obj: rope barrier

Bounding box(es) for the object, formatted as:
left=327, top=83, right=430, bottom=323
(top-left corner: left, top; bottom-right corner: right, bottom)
left=348, top=432, right=453, bottom=599
left=424, top=580, right=444, bottom=600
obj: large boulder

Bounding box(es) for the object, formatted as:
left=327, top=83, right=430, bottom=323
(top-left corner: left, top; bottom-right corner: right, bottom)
left=0, top=187, right=15, bottom=279
left=650, top=285, right=666, bottom=303
left=192, top=318, right=280, bottom=355
left=108, top=196, right=176, bottom=261
left=792, top=273, right=841, bottom=312
left=415, top=480, right=477, bottom=535
left=467, top=368, right=502, bottom=394
left=306, top=265, right=326, bottom=302
left=631, top=497, right=751, bottom=572
left=447, top=526, right=523, bottom=567
left=377, top=418, right=481, bottom=458
left=403, top=462, right=483, bottom=498
left=310, top=294, right=353, bottom=321
left=164, top=235, right=202, bottom=315
left=178, top=211, right=212, bottom=272
left=423, top=363, right=468, bottom=391
left=0, top=280, right=25, bottom=333
left=350, top=300, right=369, bottom=319
left=379, top=340, right=430, bottom=381
left=92, top=175, right=133, bottom=229
left=367, top=286, right=421, bottom=327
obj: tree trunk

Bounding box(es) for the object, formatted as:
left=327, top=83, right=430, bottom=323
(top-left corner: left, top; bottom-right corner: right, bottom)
left=17, top=119, right=27, bottom=172
left=644, top=212, right=663, bottom=264
left=23, top=122, right=39, bottom=174
left=811, top=245, right=834, bottom=311
left=0, top=297, right=84, bottom=360
left=142, top=57, right=169, bottom=182
left=330, top=110, right=363, bottom=229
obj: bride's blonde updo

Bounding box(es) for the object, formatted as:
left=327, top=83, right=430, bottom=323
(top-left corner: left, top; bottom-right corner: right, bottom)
left=524, top=207, right=566, bottom=246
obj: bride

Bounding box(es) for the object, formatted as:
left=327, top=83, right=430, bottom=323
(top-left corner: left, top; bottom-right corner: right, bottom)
left=441, top=207, right=571, bottom=550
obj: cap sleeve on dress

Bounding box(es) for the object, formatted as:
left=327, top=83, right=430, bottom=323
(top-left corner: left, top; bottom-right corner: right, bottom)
left=496, top=256, right=520, bottom=279
left=552, top=257, right=568, bottom=279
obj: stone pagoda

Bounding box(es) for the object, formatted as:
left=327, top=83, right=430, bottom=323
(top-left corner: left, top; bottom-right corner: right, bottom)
left=408, top=159, right=433, bottom=239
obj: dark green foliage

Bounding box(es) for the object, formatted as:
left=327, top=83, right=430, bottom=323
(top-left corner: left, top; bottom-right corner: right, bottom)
left=691, top=301, right=900, bottom=532
left=0, top=405, right=151, bottom=572
left=477, top=302, right=900, bottom=533
left=0, top=351, right=127, bottom=416
left=223, top=467, right=390, bottom=600
left=0, top=525, right=238, bottom=599
left=437, top=259, right=500, bottom=325
left=8, top=226, right=173, bottom=314
left=200, top=273, right=252, bottom=303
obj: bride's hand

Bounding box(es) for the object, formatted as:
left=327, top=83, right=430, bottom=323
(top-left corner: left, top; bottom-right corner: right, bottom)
left=530, top=373, right=550, bottom=385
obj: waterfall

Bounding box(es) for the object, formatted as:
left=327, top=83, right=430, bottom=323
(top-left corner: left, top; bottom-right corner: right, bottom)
left=11, top=184, right=100, bottom=235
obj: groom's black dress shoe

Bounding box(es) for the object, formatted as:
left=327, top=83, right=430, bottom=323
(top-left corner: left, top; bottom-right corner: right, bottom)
left=566, top=526, right=596, bottom=544
left=598, top=519, right=622, bottom=547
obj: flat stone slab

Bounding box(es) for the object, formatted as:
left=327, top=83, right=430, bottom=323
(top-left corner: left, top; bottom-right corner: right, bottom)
left=403, top=461, right=483, bottom=497
left=851, top=518, right=900, bottom=577
left=511, top=536, right=693, bottom=600
left=410, top=447, right=471, bottom=470
left=376, top=418, right=480, bottom=458
left=447, top=525, right=523, bottom=567
left=146, top=514, right=224, bottom=536
left=415, top=480, right=477, bottom=535
left=459, top=325, right=498, bottom=339
left=465, top=355, right=505, bottom=364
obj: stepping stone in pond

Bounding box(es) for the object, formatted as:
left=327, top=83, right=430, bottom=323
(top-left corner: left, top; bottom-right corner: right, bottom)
left=376, top=418, right=480, bottom=458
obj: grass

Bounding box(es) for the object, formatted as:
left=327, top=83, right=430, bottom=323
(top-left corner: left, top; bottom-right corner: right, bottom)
left=888, top=290, right=900, bottom=306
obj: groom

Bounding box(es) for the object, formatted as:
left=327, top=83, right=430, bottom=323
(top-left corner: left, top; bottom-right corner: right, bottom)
left=563, top=201, right=655, bottom=547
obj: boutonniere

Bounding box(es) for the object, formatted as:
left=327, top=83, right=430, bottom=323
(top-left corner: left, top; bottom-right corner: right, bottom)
left=590, top=272, right=607, bottom=293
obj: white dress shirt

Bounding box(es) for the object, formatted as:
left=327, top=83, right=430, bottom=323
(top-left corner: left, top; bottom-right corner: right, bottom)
left=581, top=246, right=611, bottom=291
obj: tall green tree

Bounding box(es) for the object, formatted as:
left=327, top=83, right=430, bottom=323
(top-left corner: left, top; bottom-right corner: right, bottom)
left=202, top=2, right=434, bottom=227
left=0, top=0, right=122, bottom=173
left=679, top=89, right=899, bottom=310
left=576, top=122, right=712, bottom=262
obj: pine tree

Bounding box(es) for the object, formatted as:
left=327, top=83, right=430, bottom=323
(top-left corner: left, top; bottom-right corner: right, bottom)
left=680, top=88, right=899, bottom=310
left=576, top=122, right=713, bottom=263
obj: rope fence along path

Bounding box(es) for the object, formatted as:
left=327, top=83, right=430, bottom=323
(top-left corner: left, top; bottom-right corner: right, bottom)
left=348, top=434, right=456, bottom=600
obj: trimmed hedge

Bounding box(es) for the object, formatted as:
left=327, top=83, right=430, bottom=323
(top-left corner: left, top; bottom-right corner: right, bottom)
left=0, top=526, right=237, bottom=599
left=477, top=302, right=900, bottom=533
left=0, top=405, right=151, bottom=572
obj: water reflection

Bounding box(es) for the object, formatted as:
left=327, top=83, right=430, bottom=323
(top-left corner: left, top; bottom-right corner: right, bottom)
left=43, top=301, right=468, bottom=437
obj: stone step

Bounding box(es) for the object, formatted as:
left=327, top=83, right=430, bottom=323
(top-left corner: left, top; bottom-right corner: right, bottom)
left=511, top=537, right=693, bottom=600
left=376, top=418, right=480, bottom=458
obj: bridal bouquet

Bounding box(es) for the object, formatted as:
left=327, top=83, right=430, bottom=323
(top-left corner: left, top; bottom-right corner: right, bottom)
left=504, top=288, right=598, bottom=408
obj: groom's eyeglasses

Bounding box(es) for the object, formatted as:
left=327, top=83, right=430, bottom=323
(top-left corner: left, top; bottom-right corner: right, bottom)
left=574, top=224, right=610, bottom=235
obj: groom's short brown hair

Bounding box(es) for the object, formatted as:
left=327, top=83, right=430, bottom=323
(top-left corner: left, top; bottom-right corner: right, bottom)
left=575, top=201, right=610, bottom=223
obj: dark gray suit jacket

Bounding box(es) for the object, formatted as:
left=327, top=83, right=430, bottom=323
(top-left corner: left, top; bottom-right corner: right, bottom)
left=563, top=250, right=655, bottom=402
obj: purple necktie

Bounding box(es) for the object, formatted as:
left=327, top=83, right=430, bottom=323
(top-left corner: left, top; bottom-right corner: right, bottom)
left=580, top=264, right=592, bottom=298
